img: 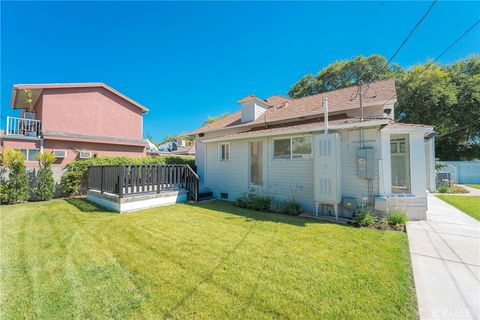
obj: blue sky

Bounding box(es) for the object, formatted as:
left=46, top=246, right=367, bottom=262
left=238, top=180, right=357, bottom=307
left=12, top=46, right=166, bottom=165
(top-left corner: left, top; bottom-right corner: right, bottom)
left=1, top=1, right=479, bottom=141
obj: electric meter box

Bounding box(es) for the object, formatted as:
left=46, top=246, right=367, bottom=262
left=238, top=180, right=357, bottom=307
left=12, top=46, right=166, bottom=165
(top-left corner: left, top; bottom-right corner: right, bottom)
left=356, top=148, right=375, bottom=179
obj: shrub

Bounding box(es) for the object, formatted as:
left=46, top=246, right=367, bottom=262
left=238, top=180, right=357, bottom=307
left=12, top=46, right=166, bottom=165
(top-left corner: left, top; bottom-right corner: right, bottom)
left=450, top=183, right=469, bottom=194
left=0, top=184, right=6, bottom=203
left=61, top=171, right=83, bottom=197
left=1, top=150, right=29, bottom=204
left=235, top=189, right=272, bottom=212
left=437, top=183, right=468, bottom=194
left=234, top=195, right=250, bottom=208
left=34, top=152, right=56, bottom=201
left=374, top=217, right=389, bottom=230
left=437, top=185, right=450, bottom=193
left=387, top=212, right=409, bottom=227
left=235, top=191, right=301, bottom=214
left=355, top=211, right=375, bottom=227
left=279, top=199, right=302, bottom=216
left=250, top=195, right=273, bottom=212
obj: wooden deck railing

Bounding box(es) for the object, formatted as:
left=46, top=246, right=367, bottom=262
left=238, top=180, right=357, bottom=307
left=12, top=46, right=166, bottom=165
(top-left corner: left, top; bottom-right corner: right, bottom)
left=87, top=164, right=199, bottom=202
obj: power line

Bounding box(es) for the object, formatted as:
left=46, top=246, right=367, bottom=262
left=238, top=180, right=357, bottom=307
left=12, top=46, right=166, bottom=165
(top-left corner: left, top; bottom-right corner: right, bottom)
left=429, top=19, right=480, bottom=66
left=378, top=0, right=437, bottom=75
left=363, top=18, right=480, bottom=120
left=437, top=118, right=480, bottom=138
left=350, top=0, right=437, bottom=121
left=356, top=0, right=437, bottom=83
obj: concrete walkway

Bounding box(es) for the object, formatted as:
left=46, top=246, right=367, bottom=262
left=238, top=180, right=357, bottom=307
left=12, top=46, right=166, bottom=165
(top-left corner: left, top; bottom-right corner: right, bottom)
left=407, top=194, right=480, bottom=320
left=460, top=185, right=480, bottom=196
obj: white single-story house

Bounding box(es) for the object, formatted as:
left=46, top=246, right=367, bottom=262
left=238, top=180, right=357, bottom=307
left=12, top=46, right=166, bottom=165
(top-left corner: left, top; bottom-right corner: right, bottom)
left=189, top=79, right=436, bottom=220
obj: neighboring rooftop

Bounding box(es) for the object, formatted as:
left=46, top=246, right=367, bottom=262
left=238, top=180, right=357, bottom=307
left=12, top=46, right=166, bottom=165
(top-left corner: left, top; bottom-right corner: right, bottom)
left=189, top=79, right=396, bottom=135
left=10, top=83, right=149, bottom=113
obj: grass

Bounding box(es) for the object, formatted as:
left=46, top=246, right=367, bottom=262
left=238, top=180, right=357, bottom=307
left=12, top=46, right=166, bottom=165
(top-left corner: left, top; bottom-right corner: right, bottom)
left=466, top=184, right=480, bottom=190
left=436, top=195, right=480, bottom=221
left=1, top=199, right=418, bottom=319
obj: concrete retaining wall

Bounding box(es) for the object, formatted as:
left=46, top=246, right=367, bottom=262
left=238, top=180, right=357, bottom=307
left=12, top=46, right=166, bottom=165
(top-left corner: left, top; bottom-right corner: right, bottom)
left=87, top=189, right=187, bottom=213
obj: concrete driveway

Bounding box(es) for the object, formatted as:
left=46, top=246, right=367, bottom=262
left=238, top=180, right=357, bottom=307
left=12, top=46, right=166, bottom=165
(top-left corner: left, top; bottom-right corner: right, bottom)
left=407, top=194, right=480, bottom=320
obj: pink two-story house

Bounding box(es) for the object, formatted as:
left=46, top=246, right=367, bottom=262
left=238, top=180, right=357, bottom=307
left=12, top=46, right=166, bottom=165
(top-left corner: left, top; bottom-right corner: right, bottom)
left=1, top=83, right=148, bottom=167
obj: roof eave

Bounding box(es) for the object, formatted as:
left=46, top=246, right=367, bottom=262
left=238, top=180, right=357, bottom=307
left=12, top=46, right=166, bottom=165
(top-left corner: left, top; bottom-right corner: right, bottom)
left=10, top=83, right=149, bottom=113
left=203, top=119, right=390, bottom=143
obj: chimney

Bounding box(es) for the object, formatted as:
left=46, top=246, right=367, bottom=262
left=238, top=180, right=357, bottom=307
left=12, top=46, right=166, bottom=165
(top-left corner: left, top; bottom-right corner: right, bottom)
left=238, top=95, right=270, bottom=123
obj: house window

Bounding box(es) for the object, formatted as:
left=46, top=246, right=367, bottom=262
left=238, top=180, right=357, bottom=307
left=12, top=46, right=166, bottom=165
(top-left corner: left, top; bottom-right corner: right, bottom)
left=292, top=137, right=312, bottom=159
left=219, top=143, right=230, bottom=161
left=79, top=151, right=92, bottom=159
left=273, top=136, right=312, bottom=159
left=249, top=141, right=263, bottom=186
left=390, top=135, right=411, bottom=193
left=274, top=139, right=291, bottom=159
left=16, top=149, right=40, bottom=162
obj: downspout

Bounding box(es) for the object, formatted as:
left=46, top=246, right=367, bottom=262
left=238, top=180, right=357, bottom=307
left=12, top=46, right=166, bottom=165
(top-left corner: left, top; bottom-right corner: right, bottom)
left=323, top=97, right=329, bottom=135
left=359, top=81, right=365, bottom=148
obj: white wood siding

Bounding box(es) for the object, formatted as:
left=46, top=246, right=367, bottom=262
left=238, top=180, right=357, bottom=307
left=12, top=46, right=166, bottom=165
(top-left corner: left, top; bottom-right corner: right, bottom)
left=205, top=140, right=248, bottom=200
left=265, top=136, right=315, bottom=211
left=340, top=128, right=380, bottom=199
left=203, top=128, right=383, bottom=212
left=254, top=104, right=266, bottom=120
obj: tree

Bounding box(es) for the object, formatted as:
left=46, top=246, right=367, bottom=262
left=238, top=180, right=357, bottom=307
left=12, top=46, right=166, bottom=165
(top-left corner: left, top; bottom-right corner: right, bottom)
left=287, top=54, right=480, bottom=160
left=158, top=132, right=194, bottom=145
left=1, top=150, right=29, bottom=204
left=288, top=55, right=394, bottom=98
left=34, top=152, right=56, bottom=201
left=202, top=112, right=231, bottom=126
left=395, top=55, right=480, bottom=160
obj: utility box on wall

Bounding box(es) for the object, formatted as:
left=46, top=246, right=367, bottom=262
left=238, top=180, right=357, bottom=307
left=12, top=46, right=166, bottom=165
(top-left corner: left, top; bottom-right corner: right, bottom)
left=313, top=133, right=342, bottom=204
left=357, top=148, right=375, bottom=179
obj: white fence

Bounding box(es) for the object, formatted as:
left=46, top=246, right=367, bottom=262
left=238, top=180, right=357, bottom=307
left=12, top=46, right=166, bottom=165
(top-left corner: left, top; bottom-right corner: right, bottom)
left=437, top=160, right=480, bottom=184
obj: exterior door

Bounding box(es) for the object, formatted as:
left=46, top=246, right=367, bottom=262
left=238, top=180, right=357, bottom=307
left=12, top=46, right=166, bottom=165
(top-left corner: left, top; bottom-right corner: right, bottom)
left=249, top=141, right=263, bottom=186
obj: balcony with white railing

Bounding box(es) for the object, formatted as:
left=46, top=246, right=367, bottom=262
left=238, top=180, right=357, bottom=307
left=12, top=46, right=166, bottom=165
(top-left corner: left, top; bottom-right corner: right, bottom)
left=5, top=116, right=41, bottom=138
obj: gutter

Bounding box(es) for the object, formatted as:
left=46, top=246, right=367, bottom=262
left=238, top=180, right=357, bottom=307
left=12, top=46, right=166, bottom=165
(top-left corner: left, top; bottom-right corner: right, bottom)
left=202, top=119, right=390, bottom=143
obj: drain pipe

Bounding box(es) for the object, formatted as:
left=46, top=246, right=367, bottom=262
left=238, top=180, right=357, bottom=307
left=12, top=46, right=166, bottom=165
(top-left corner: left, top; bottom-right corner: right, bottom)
left=323, top=97, right=329, bottom=135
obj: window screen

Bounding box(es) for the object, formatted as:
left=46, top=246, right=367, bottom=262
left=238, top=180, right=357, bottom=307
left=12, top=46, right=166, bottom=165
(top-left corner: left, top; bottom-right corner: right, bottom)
left=273, top=139, right=291, bottom=159
left=292, top=137, right=312, bottom=158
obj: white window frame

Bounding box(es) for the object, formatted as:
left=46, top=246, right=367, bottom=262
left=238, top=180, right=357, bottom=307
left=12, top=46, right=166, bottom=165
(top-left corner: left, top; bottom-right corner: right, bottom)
left=390, top=135, right=411, bottom=193
left=219, top=142, right=230, bottom=161
left=15, top=148, right=40, bottom=162
left=273, top=135, right=312, bottom=160
left=53, top=149, right=67, bottom=158
left=79, top=151, right=93, bottom=159
left=248, top=140, right=264, bottom=187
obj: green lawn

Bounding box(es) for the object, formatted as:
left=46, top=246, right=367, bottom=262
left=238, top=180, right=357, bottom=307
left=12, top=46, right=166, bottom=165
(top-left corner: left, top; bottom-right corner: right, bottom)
left=436, top=195, right=480, bottom=221
left=0, top=199, right=417, bottom=319
left=466, top=184, right=480, bottom=190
